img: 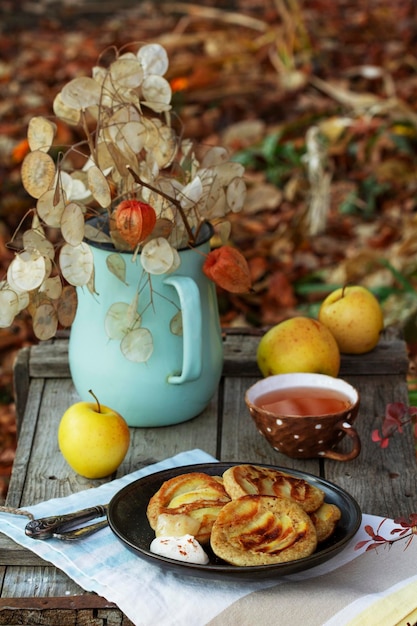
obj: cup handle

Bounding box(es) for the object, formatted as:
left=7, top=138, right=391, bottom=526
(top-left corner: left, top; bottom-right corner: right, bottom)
left=320, top=420, right=361, bottom=462
left=163, top=275, right=202, bottom=384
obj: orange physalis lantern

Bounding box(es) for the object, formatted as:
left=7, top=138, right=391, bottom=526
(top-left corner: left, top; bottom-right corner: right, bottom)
left=203, top=246, right=251, bottom=293
left=114, top=200, right=156, bottom=249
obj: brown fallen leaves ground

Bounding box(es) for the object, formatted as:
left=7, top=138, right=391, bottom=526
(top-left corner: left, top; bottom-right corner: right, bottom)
left=2, top=0, right=417, bottom=499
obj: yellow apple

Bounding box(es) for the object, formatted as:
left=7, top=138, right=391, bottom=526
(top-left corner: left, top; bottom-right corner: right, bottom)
left=318, top=285, right=384, bottom=354
left=58, top=391, right=130, bottom=479
left=257, top=316, right=340, bottom=377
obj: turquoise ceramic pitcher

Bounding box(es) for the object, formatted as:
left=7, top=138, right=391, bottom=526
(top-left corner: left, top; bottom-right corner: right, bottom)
left=68, top=223, right=223, bottom=427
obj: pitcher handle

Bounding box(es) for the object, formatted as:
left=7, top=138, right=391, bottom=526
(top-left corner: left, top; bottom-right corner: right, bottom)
left=163, top=275, right=202, bottom=384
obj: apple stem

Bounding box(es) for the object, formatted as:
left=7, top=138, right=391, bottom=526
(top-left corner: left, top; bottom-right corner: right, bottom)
left=88, top=389, right=101, bottom=413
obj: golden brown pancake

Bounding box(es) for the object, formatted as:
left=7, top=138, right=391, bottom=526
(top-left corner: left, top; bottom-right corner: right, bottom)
left=210, top=495, right=317, bottom=566
left=309, top=502, right=341, bottom=542
left=222, top=464, right=325, bottom=513
left=146, top=472, right=230, bottom=544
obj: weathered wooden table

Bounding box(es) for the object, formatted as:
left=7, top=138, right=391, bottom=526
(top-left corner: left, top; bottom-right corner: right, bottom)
left=0, top=328, right=416, bottom=625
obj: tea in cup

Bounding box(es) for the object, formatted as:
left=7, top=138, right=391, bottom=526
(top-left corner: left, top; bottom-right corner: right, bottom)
left=245, top=373, right=360, bottom=461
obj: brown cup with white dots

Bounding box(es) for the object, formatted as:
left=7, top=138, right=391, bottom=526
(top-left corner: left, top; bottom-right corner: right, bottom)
left=245, top=373, right=360, bottom=461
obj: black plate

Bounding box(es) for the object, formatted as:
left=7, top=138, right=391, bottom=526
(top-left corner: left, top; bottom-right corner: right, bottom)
left=107, top=462, right=362, bottom=581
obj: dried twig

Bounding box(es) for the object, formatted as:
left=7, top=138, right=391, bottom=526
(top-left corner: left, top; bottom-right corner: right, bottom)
left=160, top=3, right=268, bottom=32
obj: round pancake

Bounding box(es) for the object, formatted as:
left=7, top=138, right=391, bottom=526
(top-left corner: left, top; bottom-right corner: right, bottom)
left=147, top=472, right=230, bottom=544
left=310, top=502, right=341, bottom=542
left=222, top=464, right=324, bottom=513
left=211, top=495, right=317, bottom=566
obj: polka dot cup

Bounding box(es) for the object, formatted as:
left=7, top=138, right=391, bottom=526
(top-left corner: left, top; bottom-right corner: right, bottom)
left=245, top=373, right=360, bottom=461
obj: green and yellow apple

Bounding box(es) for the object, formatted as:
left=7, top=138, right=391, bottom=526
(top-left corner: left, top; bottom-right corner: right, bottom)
left=318, top=285, right=384, bottom=354
left=58, top=391, right=130, bottom=479
left=257, top=316, right=340, bottom=377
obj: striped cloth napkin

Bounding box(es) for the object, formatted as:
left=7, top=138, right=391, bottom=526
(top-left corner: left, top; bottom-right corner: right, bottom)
left=0, top=448, right=415, bottom=626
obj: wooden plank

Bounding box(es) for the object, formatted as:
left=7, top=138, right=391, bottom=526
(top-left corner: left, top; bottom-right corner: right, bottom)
left=0, top=594, right=134, bottom=625
left=28, top=340, right=71, bottom=379
left=23, top=327, right=409, bottom=383
left=126, top=395, right=219, bottom=464
left=0, top=609, right=132, bottom=626
left=222, top=327, right=409, bottom=378
left=16, top=376, right=145, bottom=506
left=12, top=328, right=408, bottom=471
left=220, top=375, right=321, bottom=474
left=326, top=373, right=417, bottom=518
left=0, top=601, right=134, bottom=626
left=0, top=536, right=48, bottom=566
left=6, top=379, right=45, bottom=508
left=1, top=564, right=84, bottom=601
left=0, top=595, right=117, bottom=610
left=12, top=346, right=30, bottom=435
left=339, top=329, right=409, bottom=377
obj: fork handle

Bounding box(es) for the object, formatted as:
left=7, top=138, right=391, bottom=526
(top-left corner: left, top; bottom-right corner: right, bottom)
left=25, top=504, right=108, bottom=539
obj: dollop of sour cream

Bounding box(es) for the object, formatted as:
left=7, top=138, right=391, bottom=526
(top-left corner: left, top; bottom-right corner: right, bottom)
left=150, top=534, right=209, bottom=565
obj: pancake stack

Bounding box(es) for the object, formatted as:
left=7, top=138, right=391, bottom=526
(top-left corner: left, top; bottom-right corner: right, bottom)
left=147, top=464, right=341, bottom=566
